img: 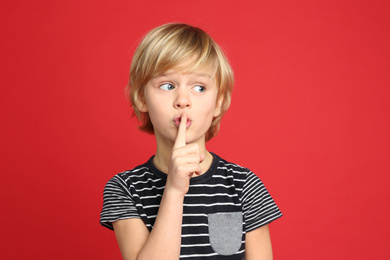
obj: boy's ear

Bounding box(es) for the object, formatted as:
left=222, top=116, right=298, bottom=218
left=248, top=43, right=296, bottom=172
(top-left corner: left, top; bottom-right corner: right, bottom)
left=213, top=96, right=223, bottom=117
left=134, top=96, right=148, bottom=112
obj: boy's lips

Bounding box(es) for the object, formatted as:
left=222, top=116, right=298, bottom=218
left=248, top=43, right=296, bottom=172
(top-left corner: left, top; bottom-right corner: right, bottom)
left=174, top=115, right=192, bottom=128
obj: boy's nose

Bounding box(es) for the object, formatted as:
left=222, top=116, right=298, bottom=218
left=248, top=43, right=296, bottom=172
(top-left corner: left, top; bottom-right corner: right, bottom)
left=174, top=89, right=191, bottom=109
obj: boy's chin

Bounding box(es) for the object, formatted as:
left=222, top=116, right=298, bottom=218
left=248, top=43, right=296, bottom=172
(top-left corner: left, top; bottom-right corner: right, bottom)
left=185, top=134, right=207, bottom=145
left=154, top=129, right=207, bottom=146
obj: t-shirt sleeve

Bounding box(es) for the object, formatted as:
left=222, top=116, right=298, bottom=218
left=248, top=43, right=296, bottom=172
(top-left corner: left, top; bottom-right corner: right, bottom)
left=242, top=171, right=282, bottom=232
left=100, top=174, right=140, bottom=230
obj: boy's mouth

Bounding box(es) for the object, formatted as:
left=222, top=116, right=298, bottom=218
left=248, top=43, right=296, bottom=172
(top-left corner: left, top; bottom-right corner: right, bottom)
left=174, top=116, right=192, bottom=128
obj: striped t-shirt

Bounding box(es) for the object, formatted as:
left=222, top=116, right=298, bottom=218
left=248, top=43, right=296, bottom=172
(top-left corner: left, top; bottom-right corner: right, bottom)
left=100, top=153, right=282, bottom=259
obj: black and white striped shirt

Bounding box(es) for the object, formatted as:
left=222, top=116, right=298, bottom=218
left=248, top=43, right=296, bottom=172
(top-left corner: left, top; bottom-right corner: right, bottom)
left=100, top=153, right=282, bottom=259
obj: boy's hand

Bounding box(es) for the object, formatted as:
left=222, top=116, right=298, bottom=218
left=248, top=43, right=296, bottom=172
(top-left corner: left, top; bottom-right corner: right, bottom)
left=167, top=112, right=204, bottom=196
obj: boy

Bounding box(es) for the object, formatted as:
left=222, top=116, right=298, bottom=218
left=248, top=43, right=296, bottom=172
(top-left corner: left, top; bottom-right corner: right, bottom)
left=100, top=23, right=282, bottom=260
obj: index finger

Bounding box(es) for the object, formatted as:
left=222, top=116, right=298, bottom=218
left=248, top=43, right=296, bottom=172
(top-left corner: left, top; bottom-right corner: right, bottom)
left=173, top=112, right=187, bottom=149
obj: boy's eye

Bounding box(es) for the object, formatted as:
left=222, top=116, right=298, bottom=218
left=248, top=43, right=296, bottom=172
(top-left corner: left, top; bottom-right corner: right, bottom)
left=193, top=86, right=206, bottom=92
left=159, top=83, right=175, bottom=91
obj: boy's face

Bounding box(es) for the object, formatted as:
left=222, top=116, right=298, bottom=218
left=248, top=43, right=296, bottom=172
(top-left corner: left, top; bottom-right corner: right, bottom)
left=138, top=66, right=221, bottom=146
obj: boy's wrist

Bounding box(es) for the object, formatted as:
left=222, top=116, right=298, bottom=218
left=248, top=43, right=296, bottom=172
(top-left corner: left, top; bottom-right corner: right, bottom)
left=163, top=185, right=187, bottom=201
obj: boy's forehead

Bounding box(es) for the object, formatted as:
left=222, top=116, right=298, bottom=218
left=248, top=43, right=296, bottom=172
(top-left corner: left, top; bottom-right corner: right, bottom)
left=155, top=61, right=216, bottom=79
left=157, top=68, right=213, bottom=78
left=159, top=53, right=216, bottom=75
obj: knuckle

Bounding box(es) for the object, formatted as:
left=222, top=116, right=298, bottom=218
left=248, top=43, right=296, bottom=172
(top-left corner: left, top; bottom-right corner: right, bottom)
left=176, top=165, right=186, bottom=173
left=187, top=143, right=199, bottom=152
left=193, top=143, right=199, bottom=150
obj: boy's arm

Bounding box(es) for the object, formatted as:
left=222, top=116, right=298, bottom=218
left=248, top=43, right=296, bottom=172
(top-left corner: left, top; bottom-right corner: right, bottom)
left=113, top=113, right=201, bottom=260
left=112, top=218, right=149, bottom=259
left=113, top=189, right=185, bottom=260
left=245, top=224, right=273, bottom=260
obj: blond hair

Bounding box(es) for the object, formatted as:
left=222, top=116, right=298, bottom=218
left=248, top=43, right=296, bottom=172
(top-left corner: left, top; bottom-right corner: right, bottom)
left=127, top=23, right=234, bottom=141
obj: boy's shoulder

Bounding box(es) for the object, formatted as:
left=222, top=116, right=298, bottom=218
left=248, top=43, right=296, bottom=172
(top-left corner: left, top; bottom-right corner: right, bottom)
left=106, top=157, right=155, bottom=185
left=213, top=153, right=253, bottom=179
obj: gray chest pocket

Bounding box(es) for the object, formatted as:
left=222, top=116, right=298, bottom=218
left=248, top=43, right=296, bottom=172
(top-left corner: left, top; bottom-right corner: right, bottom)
left=208, top=212, right=243, bottom=255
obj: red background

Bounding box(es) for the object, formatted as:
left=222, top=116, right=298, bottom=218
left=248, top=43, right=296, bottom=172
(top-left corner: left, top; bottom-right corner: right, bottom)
left=1, top=0, right=389, bottom=259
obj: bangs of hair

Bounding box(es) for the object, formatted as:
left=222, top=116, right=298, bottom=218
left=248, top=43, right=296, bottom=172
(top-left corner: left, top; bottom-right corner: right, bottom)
left=131, top=23, right=220, bottom=87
